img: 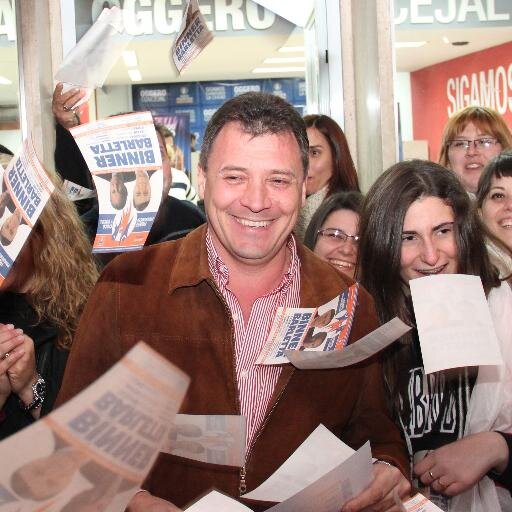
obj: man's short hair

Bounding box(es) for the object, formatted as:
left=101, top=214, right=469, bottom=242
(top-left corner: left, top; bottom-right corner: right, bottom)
left=199, top=92, right=308, bottom=176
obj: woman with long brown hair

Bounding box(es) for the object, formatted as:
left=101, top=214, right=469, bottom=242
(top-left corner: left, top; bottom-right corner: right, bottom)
left=0, top=175, right=98, bottom=439
left=295, top=114, right=360, bottom=240
left=358, top=160, right=512, bottom=510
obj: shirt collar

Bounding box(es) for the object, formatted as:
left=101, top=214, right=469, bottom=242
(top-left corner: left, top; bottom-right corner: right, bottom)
left=206, top=228, right=299, bottom=295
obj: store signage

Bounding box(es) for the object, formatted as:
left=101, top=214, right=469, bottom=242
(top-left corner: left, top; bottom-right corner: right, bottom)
left=447, top=63, right=512, bottom=117
left=394, top=0, right=511, bottom=28
left=73, top=0, right=292, bottom=41
left=411, top=41, right=512, bottom=160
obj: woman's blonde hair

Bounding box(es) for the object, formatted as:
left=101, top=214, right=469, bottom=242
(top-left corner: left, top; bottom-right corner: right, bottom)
left=439, top=106, right=512, bottom=167
left=25, top=174, right=98, bottom=349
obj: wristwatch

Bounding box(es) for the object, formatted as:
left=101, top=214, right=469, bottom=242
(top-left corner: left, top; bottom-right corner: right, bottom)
left=21, top=374, right=46, bottom=412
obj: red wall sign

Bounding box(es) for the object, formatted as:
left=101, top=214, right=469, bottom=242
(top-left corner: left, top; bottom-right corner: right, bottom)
left=411, top=41, right=512, bottom=161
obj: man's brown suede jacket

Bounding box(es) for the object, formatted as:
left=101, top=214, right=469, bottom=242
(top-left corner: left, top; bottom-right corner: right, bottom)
left=56, top=224, right=408, bottom=510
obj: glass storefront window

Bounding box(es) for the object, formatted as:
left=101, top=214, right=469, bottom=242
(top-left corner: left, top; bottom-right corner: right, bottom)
left=393, top=0, right=512, bottom=162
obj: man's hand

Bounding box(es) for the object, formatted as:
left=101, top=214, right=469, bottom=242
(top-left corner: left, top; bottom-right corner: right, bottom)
left=52, top=82, right=86, bottom=129
left=342, top=463, right=411, bottom=512
left=414, top=432, right=509, bottom=497
left=126, top=491, right=181, bottom=512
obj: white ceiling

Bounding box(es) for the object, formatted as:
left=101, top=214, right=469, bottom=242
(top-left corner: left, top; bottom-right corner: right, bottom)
left=395, top=26, right=512, bottom=72
left=0, top=24, right=510, bottom=106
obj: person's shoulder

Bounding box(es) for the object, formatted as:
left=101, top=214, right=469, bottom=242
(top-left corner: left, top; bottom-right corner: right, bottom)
left=99, top=238, right=183, bottom=286
left=103, top=225, right=206, bottom=281
left=164, top=196, right=205, bottom=222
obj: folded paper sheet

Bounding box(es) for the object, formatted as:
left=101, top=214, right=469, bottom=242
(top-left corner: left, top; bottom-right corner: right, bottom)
left=55, top=7, right=132, bottom=97
left=410, top=274, right=503, bottom=374
left=286, top=317, right=411, bottom=370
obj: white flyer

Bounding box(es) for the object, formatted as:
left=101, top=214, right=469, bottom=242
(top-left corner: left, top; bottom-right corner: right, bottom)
left=186, top=490, right=252, bottom=511
left=267, top=442, right=372, bottom=512
left=286, top=317, right=411, bottom=369
left=410, top=274, right=503, bottom=374
left=243, top=424, right=357, bottom=502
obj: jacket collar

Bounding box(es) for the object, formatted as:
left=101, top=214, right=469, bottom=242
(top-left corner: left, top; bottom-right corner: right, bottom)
left=168, top=224, right=211, bottom=294
left=168, top=224, right=350, bottom=304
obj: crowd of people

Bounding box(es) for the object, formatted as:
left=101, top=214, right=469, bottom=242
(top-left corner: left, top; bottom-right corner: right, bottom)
left=0, top=86, right=511, bottom=512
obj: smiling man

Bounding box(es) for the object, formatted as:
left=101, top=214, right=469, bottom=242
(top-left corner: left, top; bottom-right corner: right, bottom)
left=56, top=93, right=410, bottom=511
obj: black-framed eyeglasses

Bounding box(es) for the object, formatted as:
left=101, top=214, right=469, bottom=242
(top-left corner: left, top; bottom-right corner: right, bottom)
left=317, top=228, right=360, bottom=244
left=447, top=138, right=499, bottom=151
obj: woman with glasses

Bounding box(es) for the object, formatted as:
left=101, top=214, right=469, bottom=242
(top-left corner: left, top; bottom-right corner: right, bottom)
left=358, top=159, right=512, bottom=510
left=304, top=191, right=363, bottom=279
left=439, top=106, right=512, bottom=196
left=476, top=150, right=512, bottom=279
left=295, top=115, right=360, bottom=240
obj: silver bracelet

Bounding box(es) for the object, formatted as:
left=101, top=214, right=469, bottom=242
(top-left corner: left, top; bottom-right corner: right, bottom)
left=373, top=459, right=394, bottom=468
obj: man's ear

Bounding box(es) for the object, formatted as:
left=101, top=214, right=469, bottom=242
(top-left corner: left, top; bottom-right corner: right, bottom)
left=198, top=166, right=206, bottom=200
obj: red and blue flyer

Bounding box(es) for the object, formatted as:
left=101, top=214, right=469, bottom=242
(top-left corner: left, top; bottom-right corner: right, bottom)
left=0, top=139, right=54, bottom=287
left=70, top=112, right=163, bottom=253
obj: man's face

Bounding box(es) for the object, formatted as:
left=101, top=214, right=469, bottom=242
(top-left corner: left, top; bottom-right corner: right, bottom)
left=1, top=210, right=21, bottom=244
left=133, top=170, right=151, bottom=209
left=110, top=173, right=125, bottom=209
left=199, top=122, right=306, bottom=268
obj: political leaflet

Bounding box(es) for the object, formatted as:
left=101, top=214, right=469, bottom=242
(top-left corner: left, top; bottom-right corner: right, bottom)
left=399, top=493, right=446, bottom=512
left=161, top=415, right=246, bottom=467
left=62, top=180, right=96, bottom=202
left=171, top=0, right=213, bottom=74
left=70, top=112, right=163, bottom=253
left=256, top=285, right=359, bottom=365
left=0, top=342, right=190, bottom=512
left=0, top=139, right=54, bottom=287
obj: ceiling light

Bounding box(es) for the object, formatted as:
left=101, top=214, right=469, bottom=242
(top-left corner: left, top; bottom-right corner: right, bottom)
left=263, top=57, right=305, bottom=64
left=252, top=66, right=306, bottom=74
left=128, top=69, right=142, bottom=81
left=395, top=41, right=427, bottom=48
left=278, top=46, right=305, bottom=53
left=442, top=36, right=450, bottom=44
left=0, top=76, right=12, bottom=85
left=123, top=50, right=138, bottom=68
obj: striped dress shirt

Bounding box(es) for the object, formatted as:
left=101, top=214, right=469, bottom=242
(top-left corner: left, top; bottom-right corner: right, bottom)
left=206, top=231, right=301, bottom=450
